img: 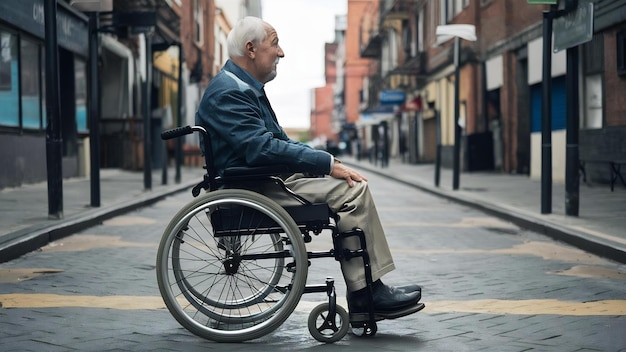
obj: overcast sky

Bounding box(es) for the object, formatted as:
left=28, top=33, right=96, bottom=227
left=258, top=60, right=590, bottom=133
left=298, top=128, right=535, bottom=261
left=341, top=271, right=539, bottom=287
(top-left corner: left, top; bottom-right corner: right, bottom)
left=261, top=0, right=347, bottom=128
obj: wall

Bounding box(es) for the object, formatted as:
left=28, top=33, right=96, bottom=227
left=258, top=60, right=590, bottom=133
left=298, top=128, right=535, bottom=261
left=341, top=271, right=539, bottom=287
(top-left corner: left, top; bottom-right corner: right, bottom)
left=311, top=85, right=335, bottom=142
left=346, top=0, right=377, bottom=125
left=0, top=135, right=46, bottom=188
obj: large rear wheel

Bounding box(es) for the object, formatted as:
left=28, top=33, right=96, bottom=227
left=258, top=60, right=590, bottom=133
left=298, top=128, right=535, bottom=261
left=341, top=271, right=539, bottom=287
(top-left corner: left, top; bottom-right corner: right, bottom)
left=156, top=189, right=308, bottom=342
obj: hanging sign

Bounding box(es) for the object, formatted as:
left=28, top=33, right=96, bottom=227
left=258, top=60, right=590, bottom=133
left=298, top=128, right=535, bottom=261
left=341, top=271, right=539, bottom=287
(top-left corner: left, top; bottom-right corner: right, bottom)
left=379, top=90, right=406, bottom=105
left=553, top=3, right=594, bottom=52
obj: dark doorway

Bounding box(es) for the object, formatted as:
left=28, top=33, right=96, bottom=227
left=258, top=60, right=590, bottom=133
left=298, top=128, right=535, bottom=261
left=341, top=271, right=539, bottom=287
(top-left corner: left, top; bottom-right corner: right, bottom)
left=516, top=56, right=530, bottom=174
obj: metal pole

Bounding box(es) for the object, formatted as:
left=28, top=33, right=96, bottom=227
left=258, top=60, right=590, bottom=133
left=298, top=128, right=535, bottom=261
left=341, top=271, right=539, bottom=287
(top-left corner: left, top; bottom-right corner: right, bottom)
left=88, top=12, right=101, bottom=207
left=565, top=45, right=579, bottom=216
left=175, top=43, right=184, bottom=184
left=143, top=34, right=153, bottom=190
left=373, top=126, right=379, bottom=165
left=161, top=114, right=167, bottom=185
left=434, top=107, right=441, bottom=187
left=161, top=140, right=168, bottom=185
left=44, top=0, right=63, bottom=219
left=452, top=36, right=461, bottom=190
left=541, top=7, right=555, bottom=214
left=381, top=121, right=389, bottom=167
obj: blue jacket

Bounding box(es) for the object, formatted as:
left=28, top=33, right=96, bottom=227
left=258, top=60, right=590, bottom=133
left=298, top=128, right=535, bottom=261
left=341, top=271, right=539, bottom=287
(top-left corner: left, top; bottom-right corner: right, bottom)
left=195, top=60, right=332, bottom=176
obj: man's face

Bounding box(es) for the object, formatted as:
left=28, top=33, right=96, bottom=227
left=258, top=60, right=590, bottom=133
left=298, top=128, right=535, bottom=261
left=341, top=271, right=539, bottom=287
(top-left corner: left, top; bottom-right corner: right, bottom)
left=252, top=24, right=285, bottom=83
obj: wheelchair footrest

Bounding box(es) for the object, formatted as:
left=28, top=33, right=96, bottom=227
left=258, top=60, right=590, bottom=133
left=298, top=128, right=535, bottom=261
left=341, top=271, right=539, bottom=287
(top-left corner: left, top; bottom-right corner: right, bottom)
left=349, top=303, right=425, bottom=324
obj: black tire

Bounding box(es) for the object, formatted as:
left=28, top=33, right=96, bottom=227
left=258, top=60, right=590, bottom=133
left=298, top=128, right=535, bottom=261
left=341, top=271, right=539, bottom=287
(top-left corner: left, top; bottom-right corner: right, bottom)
left=308, top=303, right=350, bottom=343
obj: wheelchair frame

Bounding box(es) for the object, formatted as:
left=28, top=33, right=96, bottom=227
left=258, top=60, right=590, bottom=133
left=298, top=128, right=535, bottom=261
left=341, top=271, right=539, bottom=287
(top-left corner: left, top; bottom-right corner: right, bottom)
left=156, top=125, right=382, bottom=343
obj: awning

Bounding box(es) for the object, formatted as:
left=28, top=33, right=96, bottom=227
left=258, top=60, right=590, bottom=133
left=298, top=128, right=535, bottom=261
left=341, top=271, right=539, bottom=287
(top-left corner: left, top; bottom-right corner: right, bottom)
left=401, top=96, right=423, bottom=111
left=358, top=105, right=395, bottom=127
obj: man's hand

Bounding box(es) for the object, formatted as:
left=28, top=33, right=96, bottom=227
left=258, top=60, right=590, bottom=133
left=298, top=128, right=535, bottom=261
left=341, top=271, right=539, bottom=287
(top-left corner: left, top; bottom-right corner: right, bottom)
left=330, top=161, right=368, bottom=187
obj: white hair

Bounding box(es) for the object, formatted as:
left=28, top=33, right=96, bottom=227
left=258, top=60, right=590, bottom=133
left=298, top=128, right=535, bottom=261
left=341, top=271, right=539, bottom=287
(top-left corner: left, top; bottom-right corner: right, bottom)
left=227, top=16, right=268, bottom=58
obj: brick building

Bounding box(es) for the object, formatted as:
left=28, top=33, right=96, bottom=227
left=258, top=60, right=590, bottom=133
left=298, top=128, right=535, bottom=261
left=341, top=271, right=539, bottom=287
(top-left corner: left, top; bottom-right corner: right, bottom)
left=310, top=42, right=338, bottom=146
left=320, top=0, right=626, bottom=187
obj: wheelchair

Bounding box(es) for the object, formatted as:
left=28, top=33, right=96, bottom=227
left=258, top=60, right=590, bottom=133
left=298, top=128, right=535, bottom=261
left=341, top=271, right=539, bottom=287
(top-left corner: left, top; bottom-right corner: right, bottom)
left=156, top=125, right=424, bottom=343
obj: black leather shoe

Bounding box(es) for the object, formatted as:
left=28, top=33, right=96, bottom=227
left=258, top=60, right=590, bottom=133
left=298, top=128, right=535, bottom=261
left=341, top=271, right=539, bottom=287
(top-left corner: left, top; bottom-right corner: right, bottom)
left=378, top=280, right=421, bottom=298
left=394, top=283, right=421, bottom=294
left=348, top=281, right=421, bottom=314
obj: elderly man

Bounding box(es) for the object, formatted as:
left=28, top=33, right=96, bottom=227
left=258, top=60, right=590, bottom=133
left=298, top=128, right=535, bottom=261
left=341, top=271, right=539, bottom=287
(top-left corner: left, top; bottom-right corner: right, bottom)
left=195, top=16, right=421, bottom=320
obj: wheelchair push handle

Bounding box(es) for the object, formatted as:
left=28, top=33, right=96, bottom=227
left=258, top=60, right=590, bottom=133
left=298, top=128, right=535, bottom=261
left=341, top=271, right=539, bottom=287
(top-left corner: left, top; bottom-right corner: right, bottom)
left=161, top=125, right=207, bottom=140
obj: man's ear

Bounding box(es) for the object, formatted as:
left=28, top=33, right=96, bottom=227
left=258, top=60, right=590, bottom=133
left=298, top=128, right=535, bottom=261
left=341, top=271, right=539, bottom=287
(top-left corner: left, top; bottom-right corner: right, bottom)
left=246, top=42, right=255, bottom=58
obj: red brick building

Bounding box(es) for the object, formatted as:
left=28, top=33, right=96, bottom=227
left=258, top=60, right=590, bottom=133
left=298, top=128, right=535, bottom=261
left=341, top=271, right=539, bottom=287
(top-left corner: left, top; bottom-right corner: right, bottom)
left=310, top=43, right=338, bottom=144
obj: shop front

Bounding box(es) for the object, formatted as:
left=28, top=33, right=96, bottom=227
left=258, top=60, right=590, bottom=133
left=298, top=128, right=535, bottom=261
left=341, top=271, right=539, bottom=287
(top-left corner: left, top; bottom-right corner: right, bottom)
left=0, top=0, right=88, bottom=188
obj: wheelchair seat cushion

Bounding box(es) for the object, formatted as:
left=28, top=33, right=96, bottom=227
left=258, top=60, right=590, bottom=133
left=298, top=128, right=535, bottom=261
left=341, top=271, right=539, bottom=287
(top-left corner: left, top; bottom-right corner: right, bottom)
left=223, top=165, right=291, bottom=178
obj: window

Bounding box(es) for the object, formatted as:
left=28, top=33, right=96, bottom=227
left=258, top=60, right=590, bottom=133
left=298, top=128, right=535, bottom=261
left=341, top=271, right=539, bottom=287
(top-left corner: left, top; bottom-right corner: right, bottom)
left=582, top=34, right=604, bottom=128
left=402, top=20, right=412, bottom=58
left=439, top=0, right=447, bottom=25
left=0, top=29, right=47, bottom=130
left=583, top=74, right=603, bottom=128
left=0, top=32, right=13, bottom=90
left=21, top=38, right=42, bottom=129
left=441, top=0, right=469, bottom=23
left=416, top=7, right=424, bottom=53
left=0, top=30, right=18, bottom=127
left=75, top=58, right=87, bottom=133
left=193, top=0, right=203, bottom=44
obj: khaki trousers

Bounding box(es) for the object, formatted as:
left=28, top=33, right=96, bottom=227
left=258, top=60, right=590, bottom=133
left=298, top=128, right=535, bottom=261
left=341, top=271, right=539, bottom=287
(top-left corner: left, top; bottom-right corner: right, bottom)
left=259, top=174, right=395, bottom=292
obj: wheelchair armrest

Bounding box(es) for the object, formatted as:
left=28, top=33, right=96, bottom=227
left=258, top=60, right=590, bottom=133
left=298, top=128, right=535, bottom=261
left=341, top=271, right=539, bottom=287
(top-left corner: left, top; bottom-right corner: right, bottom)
left=223, top=165, right=291, bottom=178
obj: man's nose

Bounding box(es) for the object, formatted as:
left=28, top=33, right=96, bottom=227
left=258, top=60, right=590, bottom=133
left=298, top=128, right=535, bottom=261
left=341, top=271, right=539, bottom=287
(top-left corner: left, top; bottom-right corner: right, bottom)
left=278, top=45, right=285, bottom=57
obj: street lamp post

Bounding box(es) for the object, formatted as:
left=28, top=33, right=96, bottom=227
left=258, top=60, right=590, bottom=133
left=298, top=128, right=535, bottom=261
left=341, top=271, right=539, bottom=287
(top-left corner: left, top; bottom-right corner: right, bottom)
left=44, top=0, right=63, bottom=219
left=436, top=24, right=476, bottom=191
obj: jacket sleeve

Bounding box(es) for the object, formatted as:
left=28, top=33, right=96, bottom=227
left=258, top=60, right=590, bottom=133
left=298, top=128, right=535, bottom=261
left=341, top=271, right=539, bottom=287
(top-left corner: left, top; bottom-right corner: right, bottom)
left=203, top=88, right=333, bottom=176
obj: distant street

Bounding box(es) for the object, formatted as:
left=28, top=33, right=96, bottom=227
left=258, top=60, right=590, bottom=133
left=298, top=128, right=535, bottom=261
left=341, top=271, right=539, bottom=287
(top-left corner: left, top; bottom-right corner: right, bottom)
left=1, top=171, right=625, bottom=351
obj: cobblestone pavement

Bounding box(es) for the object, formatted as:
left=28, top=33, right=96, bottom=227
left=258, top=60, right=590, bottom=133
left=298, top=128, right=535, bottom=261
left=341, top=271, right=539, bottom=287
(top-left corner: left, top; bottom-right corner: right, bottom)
left=1, top=171, right=625, bottom=351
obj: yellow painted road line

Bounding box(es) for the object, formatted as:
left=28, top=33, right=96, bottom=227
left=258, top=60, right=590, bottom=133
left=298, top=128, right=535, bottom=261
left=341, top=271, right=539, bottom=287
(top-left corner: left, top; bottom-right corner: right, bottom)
left=0, top=294, right=166, bottom=310
left=424, top=299, right=626, bottom=316
left=2, top=294, right=626, bottom=316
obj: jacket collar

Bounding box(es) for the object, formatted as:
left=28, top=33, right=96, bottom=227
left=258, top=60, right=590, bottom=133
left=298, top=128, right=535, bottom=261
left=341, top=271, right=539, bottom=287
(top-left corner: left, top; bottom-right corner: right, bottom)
left=223, top=60, right=265, bottom=95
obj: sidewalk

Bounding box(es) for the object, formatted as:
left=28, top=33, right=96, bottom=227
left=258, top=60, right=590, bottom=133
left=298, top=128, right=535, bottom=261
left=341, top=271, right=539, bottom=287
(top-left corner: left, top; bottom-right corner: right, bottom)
left=343, top=156, right=626, bottom=264
left=0, top=167, right=205, bottom=263
left=1, top=159, right=625, bottom=264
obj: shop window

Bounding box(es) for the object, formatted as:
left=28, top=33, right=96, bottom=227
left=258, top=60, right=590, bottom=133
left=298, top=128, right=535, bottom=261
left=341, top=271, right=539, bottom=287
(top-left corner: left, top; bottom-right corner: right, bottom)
left=75, top=58, right=87, bottom=133
left=21, top=38, right=43, bottom=129
left=0, top=30, right=18, bottom=127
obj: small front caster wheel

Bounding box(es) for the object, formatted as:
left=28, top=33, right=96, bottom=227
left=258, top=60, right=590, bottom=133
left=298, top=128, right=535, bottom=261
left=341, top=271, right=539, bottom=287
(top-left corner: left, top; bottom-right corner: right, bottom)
left=308, top=303, right=350, bottom=343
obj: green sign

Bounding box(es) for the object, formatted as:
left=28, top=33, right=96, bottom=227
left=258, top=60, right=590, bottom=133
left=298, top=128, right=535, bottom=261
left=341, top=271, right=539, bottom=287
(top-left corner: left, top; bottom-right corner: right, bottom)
left=554, top=3, right=594, bottom=52
left=527, top=0, right=558, bottom=4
